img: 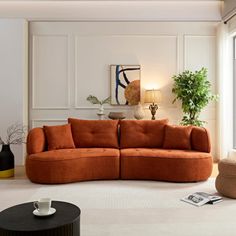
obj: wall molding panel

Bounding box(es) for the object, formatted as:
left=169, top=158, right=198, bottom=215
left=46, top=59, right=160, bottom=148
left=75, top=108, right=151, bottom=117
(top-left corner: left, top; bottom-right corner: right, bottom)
left=74, top=34, right=178, bottom=109
left=31, top=119, right=67, bottom=128
left=31, top=34, right=70, bottom=110
left=29, top=21, right=217, bottom=157
left=183, top=35, right=216, bottom=70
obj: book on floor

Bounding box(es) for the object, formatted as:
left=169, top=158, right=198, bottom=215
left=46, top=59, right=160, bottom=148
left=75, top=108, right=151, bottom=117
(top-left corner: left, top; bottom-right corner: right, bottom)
left=181, top=192, right=223, bottom=206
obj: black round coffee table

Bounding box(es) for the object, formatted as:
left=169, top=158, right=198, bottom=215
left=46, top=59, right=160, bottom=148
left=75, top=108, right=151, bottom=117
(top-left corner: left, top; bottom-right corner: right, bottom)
left=0, top=201, right=80, bottom=236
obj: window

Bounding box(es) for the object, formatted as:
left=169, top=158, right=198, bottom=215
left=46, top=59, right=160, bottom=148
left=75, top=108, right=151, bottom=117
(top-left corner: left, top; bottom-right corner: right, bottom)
left=233, top=36, right=236, bottom=149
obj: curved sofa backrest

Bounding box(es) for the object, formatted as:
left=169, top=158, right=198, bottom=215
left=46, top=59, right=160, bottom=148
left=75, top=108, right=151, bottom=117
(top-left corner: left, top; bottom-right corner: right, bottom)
left=191, top=126, right=211, bottom=153
left=26, top=122, right=211, bottom=154
left=27, top=127, right=46, bottom=154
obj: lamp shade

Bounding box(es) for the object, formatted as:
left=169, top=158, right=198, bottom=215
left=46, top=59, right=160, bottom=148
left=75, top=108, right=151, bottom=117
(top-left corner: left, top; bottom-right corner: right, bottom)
left=144, top=89, right=162, bottom=103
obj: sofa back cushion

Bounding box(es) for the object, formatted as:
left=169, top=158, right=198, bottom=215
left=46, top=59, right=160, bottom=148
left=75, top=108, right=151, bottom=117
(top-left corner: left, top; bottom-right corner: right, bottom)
left=44, top=124, right=75, bottom=151
left=191, top=126, right=211, bottom=153
left=27, top=127, right=46, bottom=154
left=68, top=118, right=119, bottom=148
left=120, top=119, right=168, bottom=148
left=163, top=125, right=192, bottom=150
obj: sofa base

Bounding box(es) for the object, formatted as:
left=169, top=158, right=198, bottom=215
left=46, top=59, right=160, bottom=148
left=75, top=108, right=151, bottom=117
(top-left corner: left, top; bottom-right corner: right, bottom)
left=26, top=148, right=120, bottom=184
left=120, top=149, right=213, bottom=182
left=25, top=148, right=213, bottom=184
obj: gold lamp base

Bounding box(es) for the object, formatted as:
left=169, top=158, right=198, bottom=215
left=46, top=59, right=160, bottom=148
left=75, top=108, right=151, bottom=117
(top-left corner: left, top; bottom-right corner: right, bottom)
left=149, top=103, right=159, bottom=120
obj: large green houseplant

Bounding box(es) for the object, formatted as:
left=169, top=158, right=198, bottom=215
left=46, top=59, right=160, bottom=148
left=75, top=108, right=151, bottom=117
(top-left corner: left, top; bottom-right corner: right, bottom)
left=172, top=67, right=218, bottom=127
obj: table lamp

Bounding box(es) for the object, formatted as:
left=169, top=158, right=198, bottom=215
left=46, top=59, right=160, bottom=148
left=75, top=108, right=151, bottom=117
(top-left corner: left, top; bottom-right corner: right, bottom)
left=144, top=89, right=162, bottom=120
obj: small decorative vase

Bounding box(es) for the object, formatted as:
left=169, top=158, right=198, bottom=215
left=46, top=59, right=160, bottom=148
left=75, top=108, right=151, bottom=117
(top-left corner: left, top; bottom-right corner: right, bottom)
left=97, top=113, right=105, bottom=120
left=97, top=104, right=105, bottom=120
left=97, top=104, right=104, bottom=115
left=0, top=145, right=14, bottom=178
left=134, top=102, right=145, bottom=120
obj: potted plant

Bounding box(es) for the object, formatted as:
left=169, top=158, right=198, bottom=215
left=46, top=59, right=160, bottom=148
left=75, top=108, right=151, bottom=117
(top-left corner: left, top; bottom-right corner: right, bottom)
left=0, top=123, right=27, bottom=178
left=172, top=67, right=218, bottom=126
left=86, top=95, right=111, bottom=118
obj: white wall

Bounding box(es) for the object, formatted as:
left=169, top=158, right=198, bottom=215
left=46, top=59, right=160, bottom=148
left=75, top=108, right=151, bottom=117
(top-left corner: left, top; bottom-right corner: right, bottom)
left=0, top=19, right=28, bottom=165
left=29, top=21, right=218, bottom=159
left=223, top=0, right=236, bottom=20
left=0, top=1, right=221, bottom=21
left=0, top=1, right=220, bottom=164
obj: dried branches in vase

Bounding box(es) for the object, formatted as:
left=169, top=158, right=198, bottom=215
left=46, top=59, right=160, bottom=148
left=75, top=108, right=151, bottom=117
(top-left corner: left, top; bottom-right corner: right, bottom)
left=0, top=123, right=27, bottom=145
left=0, top=123, right=27, bottom=178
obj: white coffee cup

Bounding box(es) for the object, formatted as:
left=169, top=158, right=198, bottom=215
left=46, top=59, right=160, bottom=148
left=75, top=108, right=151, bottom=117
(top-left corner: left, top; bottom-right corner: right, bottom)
left=33, top=198, right=51, bottom=214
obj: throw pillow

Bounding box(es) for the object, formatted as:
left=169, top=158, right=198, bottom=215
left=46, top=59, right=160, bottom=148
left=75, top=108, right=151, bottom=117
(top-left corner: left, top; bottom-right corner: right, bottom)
left=163, top=125, right=192, bottom=150
left=44, top=124, right=75, bottom=151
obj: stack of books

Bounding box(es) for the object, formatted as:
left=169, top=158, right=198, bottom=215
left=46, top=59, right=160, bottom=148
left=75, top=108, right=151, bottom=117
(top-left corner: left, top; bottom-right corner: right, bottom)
left=181, top=192, right=223, bottom=206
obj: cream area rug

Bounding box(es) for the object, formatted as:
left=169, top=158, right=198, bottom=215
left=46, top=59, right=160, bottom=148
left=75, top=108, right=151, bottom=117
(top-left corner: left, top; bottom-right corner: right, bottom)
left=0, top=178, right=236, bottom=236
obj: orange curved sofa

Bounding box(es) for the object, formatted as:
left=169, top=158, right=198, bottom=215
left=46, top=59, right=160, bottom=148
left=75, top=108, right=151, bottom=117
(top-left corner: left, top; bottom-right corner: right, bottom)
left=25, top=119, right=213, bottom=184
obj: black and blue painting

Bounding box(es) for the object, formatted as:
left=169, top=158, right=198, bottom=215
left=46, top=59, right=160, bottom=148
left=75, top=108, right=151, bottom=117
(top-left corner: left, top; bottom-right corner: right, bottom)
left=111, top=65, right=141, bottom=105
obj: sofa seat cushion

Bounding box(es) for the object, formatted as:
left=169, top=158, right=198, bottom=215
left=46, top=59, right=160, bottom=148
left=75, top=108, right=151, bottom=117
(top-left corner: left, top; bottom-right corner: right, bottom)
left=28, top=148, right=119, bottom=161
left=26, top=148, right=120, bottom=184
left=121, top=148, right=210, bottom=159
left=120, top=148, right=212, bottom=182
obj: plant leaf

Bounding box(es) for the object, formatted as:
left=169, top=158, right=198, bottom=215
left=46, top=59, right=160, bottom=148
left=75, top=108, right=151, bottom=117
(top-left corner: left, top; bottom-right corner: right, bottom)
left=101, top=96, right=111, bottom=105
left=171, top=67, right=218, bottom=127
left=86, top=95, right=101, bottom=104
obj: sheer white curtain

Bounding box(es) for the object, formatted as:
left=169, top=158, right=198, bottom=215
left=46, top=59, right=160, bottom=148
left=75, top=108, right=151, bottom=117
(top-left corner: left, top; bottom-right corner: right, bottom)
left=216, top=22, right=233, bottom=161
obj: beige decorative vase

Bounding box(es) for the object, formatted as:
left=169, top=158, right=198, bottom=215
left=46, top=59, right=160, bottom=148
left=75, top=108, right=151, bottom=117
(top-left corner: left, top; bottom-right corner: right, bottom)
left=134, top=102, right=145, bottom=120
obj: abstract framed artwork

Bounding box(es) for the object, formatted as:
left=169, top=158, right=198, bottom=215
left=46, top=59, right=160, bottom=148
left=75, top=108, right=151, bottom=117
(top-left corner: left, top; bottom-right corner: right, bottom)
left=110, top=65, right=141, bottom=105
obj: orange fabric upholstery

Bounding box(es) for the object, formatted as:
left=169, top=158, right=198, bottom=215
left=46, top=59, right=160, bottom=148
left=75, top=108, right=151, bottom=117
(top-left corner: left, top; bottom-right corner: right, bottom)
left=26, top=148, right=120, bottom=184
left=68, top=118, right=119, bottom=148
left=120, top=119, right=168, bottom=148
left=44, top=124, right=75, bottom=151
left=26, top=120, right=213, bottom=184
left=27, top=128, right=46, bottom=155
left=191, top=126, right=211, bottom=153
left=120, top=148, right=212, bottom=182
left=163, top=125, right=192, bottom=150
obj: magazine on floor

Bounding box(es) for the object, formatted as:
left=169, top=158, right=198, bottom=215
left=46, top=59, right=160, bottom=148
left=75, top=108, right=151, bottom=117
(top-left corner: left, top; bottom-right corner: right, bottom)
left=181, top=192, right=223, bottom=206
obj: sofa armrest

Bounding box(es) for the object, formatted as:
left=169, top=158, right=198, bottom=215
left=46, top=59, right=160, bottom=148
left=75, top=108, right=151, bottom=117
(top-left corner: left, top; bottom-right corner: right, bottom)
left=27, top=128, right=46, bottom=154
left=191, top=127, right=211, bottom=153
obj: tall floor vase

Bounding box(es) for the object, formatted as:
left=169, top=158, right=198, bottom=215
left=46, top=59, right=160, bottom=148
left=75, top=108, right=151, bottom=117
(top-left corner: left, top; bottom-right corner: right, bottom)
left=0, top=145, right=14, bottom=178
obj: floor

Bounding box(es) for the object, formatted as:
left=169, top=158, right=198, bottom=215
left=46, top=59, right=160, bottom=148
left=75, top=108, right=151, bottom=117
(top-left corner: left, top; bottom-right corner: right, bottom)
left=0, top=176, right=235, bottom=236
left=0, top=164, right=222, bottom=236
left=13, top=166, right=27, bottom=179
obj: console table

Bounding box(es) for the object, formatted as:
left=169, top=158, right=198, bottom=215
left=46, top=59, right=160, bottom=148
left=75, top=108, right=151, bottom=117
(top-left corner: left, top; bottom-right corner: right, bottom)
left=0, top=201, right=81, bottom=236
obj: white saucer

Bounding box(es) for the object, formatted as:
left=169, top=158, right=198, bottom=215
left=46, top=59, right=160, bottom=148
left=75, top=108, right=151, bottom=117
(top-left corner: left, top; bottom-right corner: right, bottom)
left=33, top=208, right=56, bottom=217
